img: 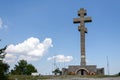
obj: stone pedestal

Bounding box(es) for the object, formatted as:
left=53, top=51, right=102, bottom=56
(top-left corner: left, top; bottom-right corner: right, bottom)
left=62, top=65, right=104, bottom=75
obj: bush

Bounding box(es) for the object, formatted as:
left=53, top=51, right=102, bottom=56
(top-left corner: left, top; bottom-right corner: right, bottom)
left=68, top=72, right=75, bottom=75
left=118, top=72, right=120, bottom=76
left=0, top=73, right=8, bottom=80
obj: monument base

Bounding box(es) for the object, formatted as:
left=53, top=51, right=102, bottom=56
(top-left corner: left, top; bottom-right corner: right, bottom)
left=62, top=65, right=104, bottom=75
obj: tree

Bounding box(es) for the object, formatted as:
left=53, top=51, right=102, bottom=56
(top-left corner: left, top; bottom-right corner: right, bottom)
left=0, top=62, right=9, bottom=74
left=52, top=68, right=62, bottom=75
left=11, top=60, right=37, bottom=75
left=26, top=64, right=37, bottom=75
left=0, top=46, right=9, bottom=80
left=0, top=62, right=9, bottom=80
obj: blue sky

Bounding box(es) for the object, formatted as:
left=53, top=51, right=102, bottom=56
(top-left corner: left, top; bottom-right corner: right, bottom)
left=0, top=0, right=120, bottom=75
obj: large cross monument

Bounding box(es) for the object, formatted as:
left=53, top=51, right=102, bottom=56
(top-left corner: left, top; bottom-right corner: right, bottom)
left=62, top=8, right=104, bottom=75
left=73, top=8, right=92, bottom=66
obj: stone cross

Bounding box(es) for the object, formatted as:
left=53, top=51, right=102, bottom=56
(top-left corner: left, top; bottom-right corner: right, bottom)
left=73, top=8, right=92, bottom=66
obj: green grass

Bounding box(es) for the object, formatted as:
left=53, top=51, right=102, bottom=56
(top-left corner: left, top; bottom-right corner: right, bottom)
left=8, top=75, right=120, bottom=80
left=8, top=75, right=55, bottom=80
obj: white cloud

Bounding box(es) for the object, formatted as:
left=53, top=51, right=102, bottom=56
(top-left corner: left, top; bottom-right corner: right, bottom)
left=5, top=37, right=53, bottom=63
left=4, top=53, right=17, bottom=63
left=0, top=17, right=8, bottom=29
left=0, top=18, right=3, bottom=28
left=48, top=55, right=73, bottom=62
left=18, top=55, right=39, bottom=61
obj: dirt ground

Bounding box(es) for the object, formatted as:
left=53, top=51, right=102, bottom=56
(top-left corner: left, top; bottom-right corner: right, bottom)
left=45, top=77, right=120, bottom=80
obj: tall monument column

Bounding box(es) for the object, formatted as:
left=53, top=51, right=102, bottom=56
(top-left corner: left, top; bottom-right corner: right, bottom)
left=73, top=8, right=92, bottom=66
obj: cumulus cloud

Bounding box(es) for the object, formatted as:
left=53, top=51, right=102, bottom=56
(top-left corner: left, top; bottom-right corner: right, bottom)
left=4, top=53, right=17, bottom=63
left=48, top=55, right=73, bottom=62
left=5, top=37, right=53, bottom=63
left=18, top=55, right=39, bottom=61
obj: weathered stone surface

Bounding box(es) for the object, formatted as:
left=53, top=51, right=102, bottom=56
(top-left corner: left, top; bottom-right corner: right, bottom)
left=62, top=65, right=104, bottom=75
left=73, top=8, right=92, bottom=66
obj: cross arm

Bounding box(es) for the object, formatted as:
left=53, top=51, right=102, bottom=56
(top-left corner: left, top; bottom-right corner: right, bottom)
left=73, top=18, right=81, bottom=23
left=84, top=17, right=92, bottom=22
left=73, top=17, right=92, bottom=23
